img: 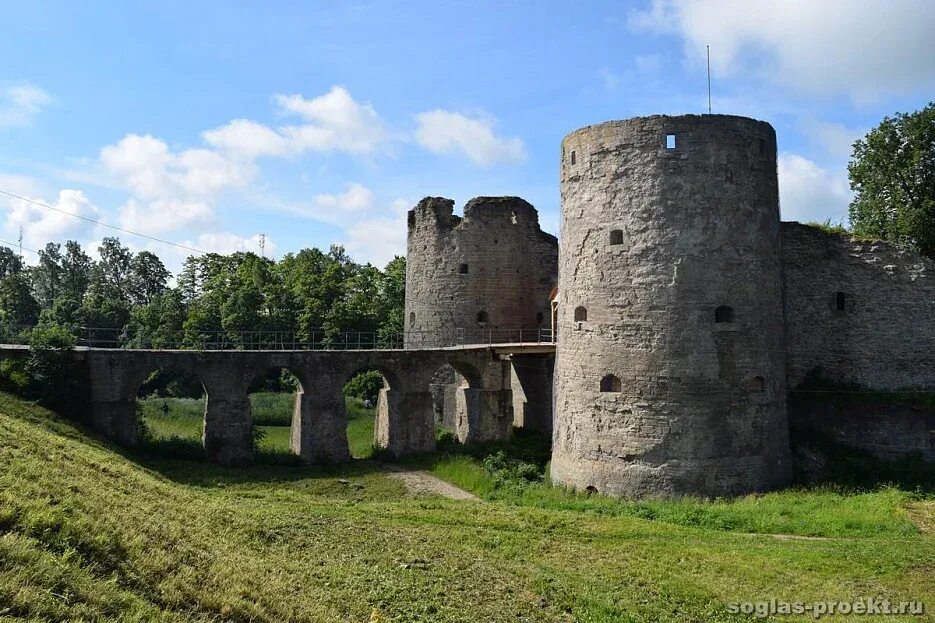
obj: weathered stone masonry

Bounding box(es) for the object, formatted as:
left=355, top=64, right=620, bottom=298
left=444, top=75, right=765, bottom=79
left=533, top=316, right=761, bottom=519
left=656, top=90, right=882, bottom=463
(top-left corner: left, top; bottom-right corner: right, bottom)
left=781, top=222, right=935, bottom=460
left=83, top=347, right=519, bottom=466
left=550, top=115, right=792, bottom=498
left=7, top=113, right=933, bottom=497
left=405, top=196, right=558, bottom=348
left=405, top=195, right=559, bottom=439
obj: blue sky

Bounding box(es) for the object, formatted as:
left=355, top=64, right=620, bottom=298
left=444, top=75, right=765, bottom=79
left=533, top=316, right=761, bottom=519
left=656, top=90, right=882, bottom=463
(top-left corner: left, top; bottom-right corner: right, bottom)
left=1, top=0, right=933, bottom=273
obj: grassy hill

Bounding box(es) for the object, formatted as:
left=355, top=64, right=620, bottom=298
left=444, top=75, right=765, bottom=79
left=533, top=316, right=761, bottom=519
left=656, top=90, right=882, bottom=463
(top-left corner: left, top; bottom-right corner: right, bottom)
left=1, top=392, right=932, bottom=622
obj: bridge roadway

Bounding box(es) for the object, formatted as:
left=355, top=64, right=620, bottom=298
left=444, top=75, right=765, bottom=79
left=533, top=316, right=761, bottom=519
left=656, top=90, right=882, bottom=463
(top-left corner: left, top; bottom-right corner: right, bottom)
left=0, top=342, right=555, bottom=466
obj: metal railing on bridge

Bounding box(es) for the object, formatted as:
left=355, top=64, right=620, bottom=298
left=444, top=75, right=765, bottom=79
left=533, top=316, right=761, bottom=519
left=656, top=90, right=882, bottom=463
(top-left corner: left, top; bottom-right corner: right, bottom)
left=0, top=325, right=555, bottom=351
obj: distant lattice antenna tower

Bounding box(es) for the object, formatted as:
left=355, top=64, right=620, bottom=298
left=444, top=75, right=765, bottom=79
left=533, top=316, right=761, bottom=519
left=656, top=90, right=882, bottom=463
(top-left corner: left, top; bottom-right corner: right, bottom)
left=259, top=233, right=266, bottom=258
left=17, top=227, right=23, bottom=258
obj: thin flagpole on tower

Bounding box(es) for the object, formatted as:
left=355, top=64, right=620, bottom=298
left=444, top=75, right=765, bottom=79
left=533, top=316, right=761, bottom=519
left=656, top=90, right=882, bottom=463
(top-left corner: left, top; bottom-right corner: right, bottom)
left=706, top=44, right=712, bottom=114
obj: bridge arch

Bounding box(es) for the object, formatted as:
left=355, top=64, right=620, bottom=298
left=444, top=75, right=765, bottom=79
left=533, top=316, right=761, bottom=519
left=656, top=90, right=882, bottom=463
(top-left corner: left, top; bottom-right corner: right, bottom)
left=243, top=364, right=309, bottom=462
left=427, top=358, right=501, bottom=444
left=341, top=365, right=400, bottom=459
left=134, top=363, right=208, bottom=459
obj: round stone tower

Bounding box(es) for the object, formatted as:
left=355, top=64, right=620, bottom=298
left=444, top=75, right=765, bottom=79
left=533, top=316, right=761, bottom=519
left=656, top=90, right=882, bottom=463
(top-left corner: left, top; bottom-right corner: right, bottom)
left=551, top=114, right=791, bottom=498
left=405, top=196, right=557, bottom=348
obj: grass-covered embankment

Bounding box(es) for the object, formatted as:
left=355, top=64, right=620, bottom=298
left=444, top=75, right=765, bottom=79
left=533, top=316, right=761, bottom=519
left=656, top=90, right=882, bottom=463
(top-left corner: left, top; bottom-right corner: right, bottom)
left=1, top=393, right=933, bottom=622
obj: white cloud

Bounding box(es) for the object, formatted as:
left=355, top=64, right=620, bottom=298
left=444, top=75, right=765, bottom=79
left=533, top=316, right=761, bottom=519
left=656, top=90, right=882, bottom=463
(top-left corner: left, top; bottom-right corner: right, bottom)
left=630, top=0, right=935, bottom=102
left=414, top=110, right=526, bottom=166
left=276, top=87, right=388, bottom=154
left=99, top=133, right=257, bottom=235
left=202, top=118, right=292, bottom=159
left=118, top=198, right=213, bottom=235
left=4, top=189, right=99, bottom=249
left=800, top=119, right=866, bottom=161
left=184, top=232, right=274, bottom=256
left=200, top=86, right=389, bottom=161
left=312, top=183, right=374, bottom=213
left=778, top=152, right=851, bottom=224
left=342, top=198, right=409, bottom=267
left=0, top=83, right=51, bottom=129
left=281, top=182, right=376, bottom=226
left=100, top=134, right=253, bottom=201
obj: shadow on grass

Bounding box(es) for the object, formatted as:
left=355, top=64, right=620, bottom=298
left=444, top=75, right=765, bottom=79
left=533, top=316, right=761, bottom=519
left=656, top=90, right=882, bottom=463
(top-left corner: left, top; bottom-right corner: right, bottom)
left=131, top=435, right=391, bottom=488
left=792, top=427, right=935, bottom=494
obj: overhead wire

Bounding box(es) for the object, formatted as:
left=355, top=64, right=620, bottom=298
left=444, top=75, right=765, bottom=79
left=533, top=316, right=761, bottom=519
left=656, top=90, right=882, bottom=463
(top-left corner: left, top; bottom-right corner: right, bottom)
left=0, top=188, right=206, bottom=255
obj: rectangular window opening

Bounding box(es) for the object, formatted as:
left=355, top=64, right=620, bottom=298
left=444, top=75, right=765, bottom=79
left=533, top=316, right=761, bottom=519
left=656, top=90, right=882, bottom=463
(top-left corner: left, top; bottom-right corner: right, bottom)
left=570, top=150, right=576, bottom=165
left=665, top=134, right=676, bottom=149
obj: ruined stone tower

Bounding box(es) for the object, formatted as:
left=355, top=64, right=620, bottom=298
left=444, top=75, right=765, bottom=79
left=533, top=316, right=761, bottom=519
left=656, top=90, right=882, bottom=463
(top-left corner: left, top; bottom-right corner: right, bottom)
left=405, top=196, right=558, bottom=348
left=405, top=196, right=559, bottom=439
left=550, top=115, right=792, bottom=497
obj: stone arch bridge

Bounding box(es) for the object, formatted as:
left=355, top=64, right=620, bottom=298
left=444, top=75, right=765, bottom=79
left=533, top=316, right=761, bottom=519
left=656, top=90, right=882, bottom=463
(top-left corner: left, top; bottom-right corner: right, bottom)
left=15, top=343, right=553, bottom=465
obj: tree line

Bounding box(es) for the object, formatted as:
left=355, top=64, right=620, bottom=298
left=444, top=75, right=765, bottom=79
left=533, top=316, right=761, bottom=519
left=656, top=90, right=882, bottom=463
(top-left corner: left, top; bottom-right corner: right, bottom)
left=0, top=237, right=406, bottom=348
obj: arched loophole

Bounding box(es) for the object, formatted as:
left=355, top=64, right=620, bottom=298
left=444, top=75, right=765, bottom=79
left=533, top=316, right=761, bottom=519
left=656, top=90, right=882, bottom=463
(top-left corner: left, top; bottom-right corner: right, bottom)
left=585, top=485, right=598, bottom=495
left=747, top=376, right=765, bottom=393
left=609, top=229, right=624, bottom=246
left=409, top=311, right=415, bottom=326
left=574, top=306, right=588, bottom=322
left=715, top=305, right=735, bottom=323
left=600, top=374, right=622, bottom=393
left=476, top=310, right=488, bottom=324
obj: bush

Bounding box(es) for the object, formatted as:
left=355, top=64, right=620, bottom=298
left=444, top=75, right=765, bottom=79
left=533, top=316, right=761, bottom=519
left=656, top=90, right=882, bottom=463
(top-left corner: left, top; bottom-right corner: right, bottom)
left=343, top=369, right=384, bottom=404
left=482, top=450, right=544, bottom=487
left=138, top=367, right=205, bottom=398
left=26, top=323, right=87, bottom=412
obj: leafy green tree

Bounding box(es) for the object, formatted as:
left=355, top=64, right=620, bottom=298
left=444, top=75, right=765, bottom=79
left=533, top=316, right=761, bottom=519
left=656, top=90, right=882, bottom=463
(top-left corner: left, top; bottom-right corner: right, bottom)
left=78, top=238, right=136, bottom=339
left=343, top=369, right=385, bottom=404
left=128, top=251, right=170, bottom=306
left=26, top=322, right=86, bottom=411
left=61, top=241, right=92, bottom=302
left=30, top=243, right=63, bottom=308
left=128, top=289, right=185, bottom=348
left=0, top=273, right=40, bottom=332
left=378, top=256, right=406, bottom=341
left=91, top=237, right=133, bottom=300
left=848, top=102, right=935, bottom=258
left=0, top=247, right=24, bottom=280
left=39, top=296, right=82, bottom=329
left=278, top=246, right=353, bottom=342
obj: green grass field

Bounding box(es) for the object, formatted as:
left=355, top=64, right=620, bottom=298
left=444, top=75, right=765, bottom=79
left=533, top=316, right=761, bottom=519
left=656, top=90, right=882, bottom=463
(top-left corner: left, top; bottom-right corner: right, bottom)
left=1, top=392, right=933, bottom=622
left=138, top=393, right=376, bottom=459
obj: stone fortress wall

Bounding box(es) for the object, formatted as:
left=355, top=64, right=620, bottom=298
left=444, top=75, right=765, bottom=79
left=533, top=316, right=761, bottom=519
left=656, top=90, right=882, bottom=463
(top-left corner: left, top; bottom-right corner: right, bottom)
left=781, top=222, right=935, bottom=390
left=781, top=222, right=935, bottom=462
left=404, top=195, right=559, bottom=439
left=550, top=115, right=792, bottom=498
left=401, top=114, right=934, bottom=497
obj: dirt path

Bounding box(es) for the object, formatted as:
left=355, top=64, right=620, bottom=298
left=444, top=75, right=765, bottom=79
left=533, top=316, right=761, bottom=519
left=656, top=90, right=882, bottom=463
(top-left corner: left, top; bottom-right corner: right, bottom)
left=384, top=467, right=480, bottom=501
